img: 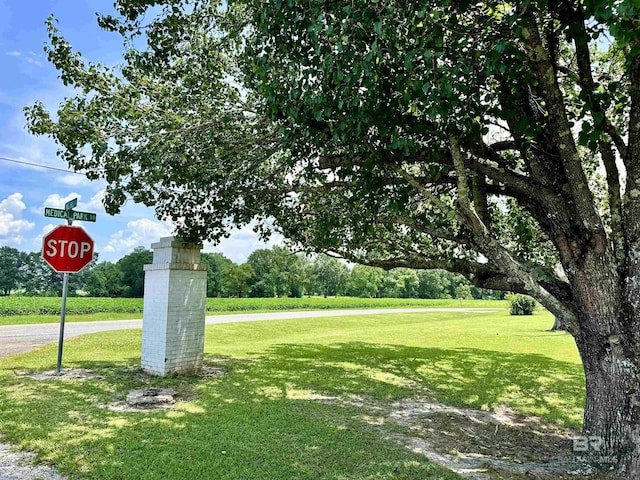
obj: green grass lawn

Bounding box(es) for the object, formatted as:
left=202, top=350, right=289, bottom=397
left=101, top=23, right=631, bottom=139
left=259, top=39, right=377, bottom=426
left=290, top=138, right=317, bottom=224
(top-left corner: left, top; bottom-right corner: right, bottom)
left=0, top=309, right=582, bottom=479
left=0, top=297, right=507, bottom=325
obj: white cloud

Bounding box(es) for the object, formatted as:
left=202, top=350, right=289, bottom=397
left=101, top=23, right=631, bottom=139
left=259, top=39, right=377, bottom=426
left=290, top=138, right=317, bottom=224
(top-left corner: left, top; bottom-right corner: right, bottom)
left=25, top=224, right=58, bottom=252
left=203, top=224, right=283, bottom=263
left=84, top=190, right=106, bottom=212
left=103, top=218, right=173, bottom=254
left=0, top=193, right=35, bottom=245
left=41, top=192, right=81, bottom=209
left=57, top=174, right=91, bottom=187
left=41, top=224, right=57, bottom=235
left=4, top=50, right=43, bottom=66
left=24, top=57, right=43, bottom=67
left=0, top=192, right=26, bottom=218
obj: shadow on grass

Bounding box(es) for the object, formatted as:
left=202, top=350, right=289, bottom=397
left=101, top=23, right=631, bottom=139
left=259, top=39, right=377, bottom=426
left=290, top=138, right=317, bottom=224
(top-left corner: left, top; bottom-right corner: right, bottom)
left=0, top=342, right=586, bottom=480
left=240, top=343, right=585, bottom=426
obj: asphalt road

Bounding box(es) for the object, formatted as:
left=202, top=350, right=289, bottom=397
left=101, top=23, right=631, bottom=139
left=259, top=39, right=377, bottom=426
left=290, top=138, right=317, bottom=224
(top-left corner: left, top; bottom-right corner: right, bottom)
left=0, top=308, right=498, bottom=357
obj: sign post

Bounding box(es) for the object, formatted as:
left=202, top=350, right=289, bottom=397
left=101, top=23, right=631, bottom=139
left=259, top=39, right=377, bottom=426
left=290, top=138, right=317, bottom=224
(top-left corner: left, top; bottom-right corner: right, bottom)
left=41, top=198, right=96, bottom=374
left=57, top=271, right=69, bottom=374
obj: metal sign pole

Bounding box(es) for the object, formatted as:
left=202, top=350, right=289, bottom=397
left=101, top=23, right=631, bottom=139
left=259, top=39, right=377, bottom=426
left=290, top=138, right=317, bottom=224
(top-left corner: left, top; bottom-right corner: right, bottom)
left=55, top=215, right=73, bottom=375
left=56, top=272, right=69, bottom=375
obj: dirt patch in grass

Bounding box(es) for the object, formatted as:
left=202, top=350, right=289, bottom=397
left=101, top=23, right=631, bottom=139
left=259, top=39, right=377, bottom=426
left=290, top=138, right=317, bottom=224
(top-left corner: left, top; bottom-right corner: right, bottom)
left=198, top=364, right=227, bottom=378
left=418, top=411, right=567, bottom=464
left=382, top=400, right=616, bottom=479
left=0, top=440, right=67, bottom=480
left=104, top=363, right=227, bottom=412
left=15, top=368, right=103, bottom=381
left=389, top=400, right=573, bottom=464
left=316, top=396, right=614, bottom=479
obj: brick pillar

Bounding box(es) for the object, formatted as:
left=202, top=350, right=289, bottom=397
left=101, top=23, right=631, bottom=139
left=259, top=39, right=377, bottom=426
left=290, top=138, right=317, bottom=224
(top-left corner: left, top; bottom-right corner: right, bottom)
left=141, top=236, right=207, bottom=376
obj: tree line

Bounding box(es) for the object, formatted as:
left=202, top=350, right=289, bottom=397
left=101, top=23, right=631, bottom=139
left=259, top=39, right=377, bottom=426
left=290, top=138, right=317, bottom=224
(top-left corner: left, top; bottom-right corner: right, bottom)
left=0, top=245, right=502, bottom=299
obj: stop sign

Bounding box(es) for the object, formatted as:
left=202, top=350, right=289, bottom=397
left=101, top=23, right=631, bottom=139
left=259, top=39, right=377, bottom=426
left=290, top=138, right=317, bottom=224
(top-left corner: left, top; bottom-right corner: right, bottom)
left=42, top=225, right=94, bottom=273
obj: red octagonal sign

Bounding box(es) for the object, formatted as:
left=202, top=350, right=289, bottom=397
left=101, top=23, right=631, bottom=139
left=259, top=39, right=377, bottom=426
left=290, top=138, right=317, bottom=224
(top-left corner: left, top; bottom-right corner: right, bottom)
left=42, top=225, right=94, bottom=273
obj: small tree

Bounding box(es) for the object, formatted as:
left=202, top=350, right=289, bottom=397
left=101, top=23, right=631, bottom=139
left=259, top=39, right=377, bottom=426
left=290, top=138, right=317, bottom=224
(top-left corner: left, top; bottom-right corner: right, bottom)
left=86, top=261, right=124, bottom=297
left=247, top=246, right=306, bottom=297
left=201, top=252, right=233, bottom=297
left=347, top=265, right=384, bottom=298
left=224, top=263, right=253, bottom=298
left=0, top=246, right=23, bottom=295
left=21, top=252, right=62, bottom=296
left=312, top=255, right=349, bottom=297
left=117, top=247, right=152, bottom=297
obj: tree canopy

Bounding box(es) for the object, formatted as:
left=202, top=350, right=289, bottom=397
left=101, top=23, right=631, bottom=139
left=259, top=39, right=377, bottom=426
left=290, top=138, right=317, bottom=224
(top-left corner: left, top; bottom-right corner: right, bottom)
left=25, top=0, right=636, bottom=321
left=26, top=0, right=640, bottom=474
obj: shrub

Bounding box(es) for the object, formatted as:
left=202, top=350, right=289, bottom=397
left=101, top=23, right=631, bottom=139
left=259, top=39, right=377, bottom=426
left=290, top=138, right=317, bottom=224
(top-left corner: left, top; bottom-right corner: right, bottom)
left=509, top=294, right=537, bottom=315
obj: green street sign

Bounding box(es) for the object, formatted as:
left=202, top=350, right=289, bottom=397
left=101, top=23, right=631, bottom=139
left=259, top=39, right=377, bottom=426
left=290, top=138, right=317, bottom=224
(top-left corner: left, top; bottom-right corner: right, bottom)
left=44, top=208, right=96, bottom=222
left=68, top=210, right=97, bottom=222
left=44, top=207, right=68, bottom=219
left=65, top=198, right=78, bottom=211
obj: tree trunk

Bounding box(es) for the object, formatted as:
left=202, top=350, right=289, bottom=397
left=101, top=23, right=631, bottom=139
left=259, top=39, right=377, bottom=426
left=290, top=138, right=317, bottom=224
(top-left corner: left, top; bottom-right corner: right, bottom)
left=574, top=327, right=640, bottom=477
left=550, top=230, right=640, bottom=477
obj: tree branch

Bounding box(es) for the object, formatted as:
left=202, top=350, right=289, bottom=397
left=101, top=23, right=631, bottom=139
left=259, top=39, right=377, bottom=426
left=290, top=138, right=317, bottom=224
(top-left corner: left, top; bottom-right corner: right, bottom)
left=626, top=50, right=640, bottom=187
left=622, top=44, right=640, bottom=289
left=437, top=135, right=577, bottom=326
left=519, top=9, right=605, bottom=233
left=569, top=9, right=625, bottom=265
left=336, top=244, right=574, bottom=316
left=489, top=140, right=518, bottom=152
left=466, top=147, right=562, bottom=211
left=376, top=215, right=467, bottom=245
left=450, top=134, right=490, bottom=235
left=471, top=175, right=491, bottom=229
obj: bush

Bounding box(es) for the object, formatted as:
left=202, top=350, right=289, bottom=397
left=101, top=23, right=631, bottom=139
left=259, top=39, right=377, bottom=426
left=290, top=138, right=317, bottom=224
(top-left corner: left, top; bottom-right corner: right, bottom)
left=509, top=294, right=537, bottom=315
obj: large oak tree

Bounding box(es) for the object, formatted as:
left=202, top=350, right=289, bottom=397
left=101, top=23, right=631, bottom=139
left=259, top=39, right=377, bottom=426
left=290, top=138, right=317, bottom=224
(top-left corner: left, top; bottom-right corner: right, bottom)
left=26, top=0, right=640, bottom=475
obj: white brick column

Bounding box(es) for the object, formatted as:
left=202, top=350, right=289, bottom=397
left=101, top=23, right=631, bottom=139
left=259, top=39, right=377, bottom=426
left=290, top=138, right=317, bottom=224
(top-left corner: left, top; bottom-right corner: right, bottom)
left=141, top=236, right=207, bottom=376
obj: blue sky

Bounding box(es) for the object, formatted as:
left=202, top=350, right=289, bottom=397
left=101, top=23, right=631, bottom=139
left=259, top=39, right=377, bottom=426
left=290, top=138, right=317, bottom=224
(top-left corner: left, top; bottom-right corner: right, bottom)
left=0, top=0, right=277, bottom=263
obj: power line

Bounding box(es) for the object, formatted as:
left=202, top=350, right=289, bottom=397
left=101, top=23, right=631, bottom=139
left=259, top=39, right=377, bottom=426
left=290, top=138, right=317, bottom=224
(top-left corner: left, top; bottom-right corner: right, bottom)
left=0, top=156, right=87, bottom=176
left=0, top=154, right=139, bottom=204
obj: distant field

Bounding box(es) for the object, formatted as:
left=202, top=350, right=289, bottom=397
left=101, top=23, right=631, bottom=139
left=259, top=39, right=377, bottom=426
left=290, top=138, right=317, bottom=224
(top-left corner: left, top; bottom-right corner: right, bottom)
left=204, top=297, right=506, bottom=312
left=0, top=297, right=143, bottom=316
left=0, top=296, right=507, bottom=321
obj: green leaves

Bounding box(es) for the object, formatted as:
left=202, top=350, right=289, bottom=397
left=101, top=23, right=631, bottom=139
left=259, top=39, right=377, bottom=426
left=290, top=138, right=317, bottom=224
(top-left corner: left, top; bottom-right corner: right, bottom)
left=23, top=0, right=634, bottom=311
left=585, top=0, right=640, bottom=61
